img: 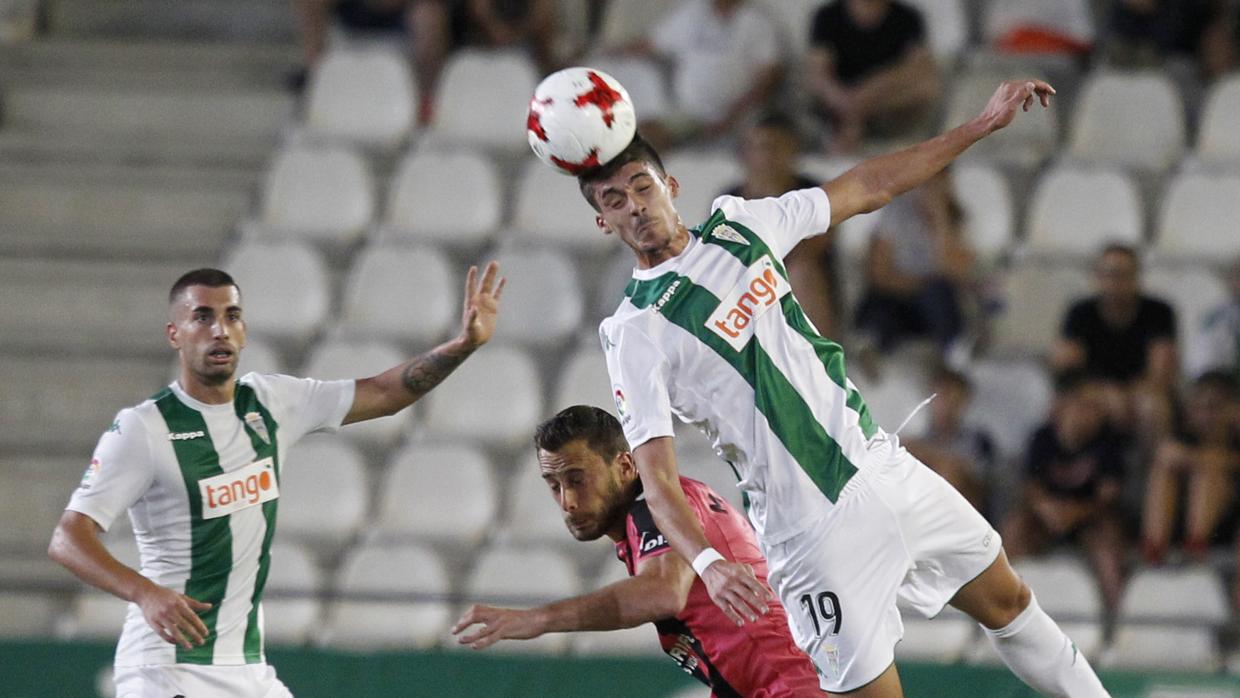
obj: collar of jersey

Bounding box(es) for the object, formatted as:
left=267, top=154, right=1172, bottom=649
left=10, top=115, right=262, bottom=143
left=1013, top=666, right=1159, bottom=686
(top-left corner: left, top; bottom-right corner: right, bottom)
left=169, top=380, right=237, bottom=414
left=630, top=234, right=697, bottom=281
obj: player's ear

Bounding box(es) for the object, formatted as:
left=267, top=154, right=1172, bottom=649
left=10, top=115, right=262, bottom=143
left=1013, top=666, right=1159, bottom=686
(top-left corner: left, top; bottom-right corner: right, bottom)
left=166, top=321, right=179, bottom=349
left=615, top=450, right=636, bottom=479
left=666, top=174, right=680, bottom=199
left=596, top=214, right=611, bottom=236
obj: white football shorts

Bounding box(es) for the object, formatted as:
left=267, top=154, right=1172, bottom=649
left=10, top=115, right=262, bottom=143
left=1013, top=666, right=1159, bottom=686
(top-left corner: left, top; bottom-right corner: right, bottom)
left=114, top=662, right=293, bottom=698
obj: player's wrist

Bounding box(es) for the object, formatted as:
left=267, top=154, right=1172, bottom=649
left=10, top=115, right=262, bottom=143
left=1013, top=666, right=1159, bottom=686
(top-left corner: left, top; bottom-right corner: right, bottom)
left=691, top=547, right=726, bottom=577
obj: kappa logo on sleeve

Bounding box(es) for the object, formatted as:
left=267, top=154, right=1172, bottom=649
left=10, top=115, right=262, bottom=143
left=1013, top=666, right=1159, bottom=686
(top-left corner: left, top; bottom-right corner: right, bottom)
left=706, top=256, right=790, bottom=351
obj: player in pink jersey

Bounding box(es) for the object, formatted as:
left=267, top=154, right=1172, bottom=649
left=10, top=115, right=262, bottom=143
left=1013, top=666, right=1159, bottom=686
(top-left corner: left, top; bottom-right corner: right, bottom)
left=452, top=405, right=822, bottom=697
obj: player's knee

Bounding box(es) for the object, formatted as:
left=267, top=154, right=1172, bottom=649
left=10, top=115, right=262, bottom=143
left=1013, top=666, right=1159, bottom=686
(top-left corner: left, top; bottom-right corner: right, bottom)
left=992, top=578, right=1032, bottom=629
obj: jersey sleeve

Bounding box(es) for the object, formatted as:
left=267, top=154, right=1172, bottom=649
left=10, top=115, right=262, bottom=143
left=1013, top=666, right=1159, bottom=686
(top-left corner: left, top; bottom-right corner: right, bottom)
left=245, top=373, right=356, bottom=444
left=711, top=188, right=832, bottom=260
left=65, top=409, right=156, bottom=532
left=601, top=319, right=676, bottom=449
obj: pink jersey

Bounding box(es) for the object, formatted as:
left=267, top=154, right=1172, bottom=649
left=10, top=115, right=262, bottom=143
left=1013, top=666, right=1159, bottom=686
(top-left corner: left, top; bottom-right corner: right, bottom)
left=615, top=477, right=822, bottom=697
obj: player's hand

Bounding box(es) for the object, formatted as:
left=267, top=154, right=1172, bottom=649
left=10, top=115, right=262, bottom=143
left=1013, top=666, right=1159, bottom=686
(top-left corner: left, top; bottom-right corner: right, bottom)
left=451, top=604, right=545, bottom=650
left=134, top=581, right=212, bottom=650
left=977, top=79, right=1055, bottom=134
left=700, top=560, right=771, bottom=626
left=459, top=261, right=506, bottom=350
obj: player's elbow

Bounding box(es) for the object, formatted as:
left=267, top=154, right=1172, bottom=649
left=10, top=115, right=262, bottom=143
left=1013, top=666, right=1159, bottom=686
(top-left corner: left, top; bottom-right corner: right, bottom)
left=47, top=522, right=72, bottom=567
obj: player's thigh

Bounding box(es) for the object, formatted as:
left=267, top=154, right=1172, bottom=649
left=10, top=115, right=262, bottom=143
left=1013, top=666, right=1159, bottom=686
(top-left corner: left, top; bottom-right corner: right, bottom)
left=834, top=663, right=903, bottom=698
left=115, top=664, right=293, bottom=698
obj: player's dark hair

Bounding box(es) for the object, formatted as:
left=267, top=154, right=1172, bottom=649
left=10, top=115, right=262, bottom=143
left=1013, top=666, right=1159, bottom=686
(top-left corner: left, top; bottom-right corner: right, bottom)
left=931, top=364, right=971, bottom=394
left=577, top=132, right=666, bottom=211
left=169, top=268, right=240, bottom=304
left=535, top=405, right=631, bottom=462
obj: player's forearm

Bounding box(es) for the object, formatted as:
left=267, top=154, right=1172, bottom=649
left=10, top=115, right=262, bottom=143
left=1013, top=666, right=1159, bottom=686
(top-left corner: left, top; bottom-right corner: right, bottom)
left=49, top=513, right=152, bottom=603
left=634, top=444, right=713, bottom=564
left=539, top=577, right=681, bottom=633
left=345, top=335, right=477, bottom=423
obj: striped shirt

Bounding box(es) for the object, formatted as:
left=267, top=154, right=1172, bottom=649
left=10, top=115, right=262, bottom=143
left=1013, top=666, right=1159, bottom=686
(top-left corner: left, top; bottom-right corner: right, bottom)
left=600, top=188, right=880, bottom=544
left=67, top=374, right=354, bottom=667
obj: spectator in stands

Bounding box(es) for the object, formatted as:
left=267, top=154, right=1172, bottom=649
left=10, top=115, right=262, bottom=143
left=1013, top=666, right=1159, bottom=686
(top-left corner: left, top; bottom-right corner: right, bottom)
left=722, top=113, right=838, bottom=338
left=1187, top=255, right=1240, bottom=387
left=1201, top=1, right=1240, bottom=79
left=628, top=0, right=785, bottom=150
left=1141, top=370, right=1240, bottom=565
left=293, top=0, right=556, bottom=123
left=1051, top=243, right=1177, bottom=450
left=853, top=168, right=975, bottom=366
left=806, top=0, right=941, bottom=153
left=1098, top=0, right=1217, bottom=70
left=984, top=0, right=1094, bottom=56
left=904, top=366, right=998, bottom=517
left=1002, top=370, right=1128, bottom=613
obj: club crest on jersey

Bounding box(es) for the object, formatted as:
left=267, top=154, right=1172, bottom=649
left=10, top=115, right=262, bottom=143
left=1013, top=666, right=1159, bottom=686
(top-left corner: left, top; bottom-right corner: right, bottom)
left=80, top=457, right=101, bottom=489
left=199, top=457, right=278, bottom=519
left=709, top=224, right=749, bottom=246
left=613, top=386, right=629, bottom=421
left=243, top=411, right=269, bottom=445
left=706, top=256, right=790, bottom=351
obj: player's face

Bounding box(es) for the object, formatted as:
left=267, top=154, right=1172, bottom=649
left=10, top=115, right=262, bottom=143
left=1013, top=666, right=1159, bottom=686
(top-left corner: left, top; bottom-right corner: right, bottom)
left=167, top=284, right=246, bottom=386
left=592, top=161, right=684, bottom=258
left=537, top=440, right=635, bottom=542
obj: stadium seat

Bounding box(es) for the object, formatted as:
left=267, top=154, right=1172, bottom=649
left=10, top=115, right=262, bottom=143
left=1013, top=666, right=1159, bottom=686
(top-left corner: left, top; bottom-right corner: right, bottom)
left=277, top=436, right=369, bottom=551
left=254, top=143, right=373, bottom=248
left=965, top=359, right=1054, bottom=459
left=427, top=49, right=539, bottom=155
left=595, top=248, right=641, bottom=318
left=301, top=339, right=410, bottom=448
left=233, top=336, right=285, bottom=378
left=896, top=618, right=976, bottom=663
left=572, top=625, right=663, bottom=657
left=262, top=541, right=323, bottom=646
left=382, top=148, right=502, bottom=249
left=339, top=244, right=457, bottom=346
left=598, top=0, right=677, bottom=49
left=423, top=343, right=544, bottom=451
left=490, top=246, right=584, bottom=348
left=63, top=592, right=128, bottom=640
left=1011, top=556, right=1102, bottom=622
left=325, top=543, right=451, bottom=649
left=1153, top=173, right=1240, bottom=262
left=848, top=359, right=932, bottom=436
left=375, top=441, right=498, bottom=546
left=797, top=155, right=882, bottom=262
left=1145, top=263, right=1230, bottom=374
left=304, top=47, right=415, bottom=149
left=952, top=164, right=1013, bottom=264
left=982, top=0, right=1095, bottom=47
left=583, top=56, right=670, bottom=121
left=465, top=546, right=582, bottom=654
left=753, top=0, right=818, bottom=57
left=0, top=592, right=62, bottom=638
left=662, top=151, right=744, bottom=227
left=944, top=67, right=1058, bottom=168
left=676, top=441, right=746, bottom=514
left=552, top=343, right=616, bottom=417
left=0, top=456, right=88, bottom=554
left=1103, top=624, right=1219, bottom=672
left=512, top=158, right=618, bottom=254
left=903, top=0, right=968, bottom=62
left=1068, top=71, right=1186, bottom=172
left=221, top=240, right=329, bottom=348
left=990, top=261, right=1091, bottom=357
left=1119, top=566, right=1229, bottom=626
left=1025, top=166, right=1143, bottom=258
left=1197, top=75, right=1240, bottom=164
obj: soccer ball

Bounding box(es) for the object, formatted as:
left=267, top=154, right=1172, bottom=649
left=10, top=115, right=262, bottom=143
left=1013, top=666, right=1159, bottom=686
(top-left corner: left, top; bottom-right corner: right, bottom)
left=527, top=67, right=637, bottom=176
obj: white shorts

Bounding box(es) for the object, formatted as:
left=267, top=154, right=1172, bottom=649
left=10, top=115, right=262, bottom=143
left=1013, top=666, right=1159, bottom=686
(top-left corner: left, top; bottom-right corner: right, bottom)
left=762, top=436, right=1000, bottom=693
left=115, top=662, right=293, bottom=698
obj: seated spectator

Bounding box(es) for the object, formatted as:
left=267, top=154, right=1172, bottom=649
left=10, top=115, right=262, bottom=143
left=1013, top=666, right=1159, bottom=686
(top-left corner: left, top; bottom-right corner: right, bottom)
left=722, top=114, right=838, bottom=338
left=983, top=0, right=1094, bottom=56
left=1002, top=370, right=1128, bottom=612
left=853, top=168, right=975, bottom=365
left=1098, top=0, right=1217, bottom=70
left=1051, top=243, right=1177, bottom=450
left=628, top=0, right=785, bottom=150
left=1201, top=1, right=1240, bottom=80
left=1141, top=370, right=1240, bottom=566
left=904, top=366, right=998, bottom=517
left=806, top=0, right=941, bottom=153
left=1187, top=255, right=1240, bottom=387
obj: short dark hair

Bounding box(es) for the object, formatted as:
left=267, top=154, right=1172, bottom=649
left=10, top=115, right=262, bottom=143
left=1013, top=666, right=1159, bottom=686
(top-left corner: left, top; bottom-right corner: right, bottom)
left=577, top=132, right=666, bottom=211
left=931, top=365, right=972, bottom=394
left=169, top=268, right=240, bottom=304
left=534, top=405, right=631, bottom=462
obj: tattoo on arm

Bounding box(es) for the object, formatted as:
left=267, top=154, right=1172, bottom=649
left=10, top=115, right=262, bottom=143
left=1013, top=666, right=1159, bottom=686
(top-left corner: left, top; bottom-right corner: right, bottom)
left=400, top=344, right=472, bottom=400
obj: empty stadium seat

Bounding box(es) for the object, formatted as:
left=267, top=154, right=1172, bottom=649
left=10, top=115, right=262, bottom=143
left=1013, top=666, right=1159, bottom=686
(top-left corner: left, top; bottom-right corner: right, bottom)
left=1153, top=173, right=1240, bottom=262
left=512, top=158, right=618, bottom=254
left=382, top=148, right=502, bottom=248
left=375, top=442, right=497, bottom=545
left=965, top=360, right=1053, bottom=459
left=896, top=617, right=976, bottom=663
left=848, top=360, right=932, bottom=436
left=0, top=456, right=89, bottom=554
left=1145, top=264, right=1230, bottom=374
left=595, top=248, right=641, bottom=318
left=465, top=546, right=582, bottom=654
left=0, top=592, right=62, bottom=638
left=325, top=543, right=451, bottom=649
left=598, top=0, right=677, bottom=49
left=222, top=240, right=329, bottom=348
left=234, top=336, right=286, bottom=378
left=990, top=261, right=1091, bottom=357
left=982, top=0, right=1094, bottom=47
left=262, top=541, right=322, bottom=646
left=423, top=343, right=544, bottom=450
left=903, top=0, right=968, bottom=62
left=952, top=164, right=1013, bottom=263
left=1068, top=71, right=1186, bottom=172
left=278, top=436, right=369, bottom=550
left=573, top=625, right=663, bottom=658
left=305, top=47, right=415, bottom=149
left=1103, top=624, right=1219, bottom=672
left=339, top=244, right=457, bottom=346
left=1025, top=166, right=1143, bottom=258
left=944, top=68, right=1058, bottom=168
left=1119, top=566, right=1228, bottom=626
left=427, top=49, right=538, bottom=154
left=1012, top=556, right=1102, bottom=621
left=552, top=344, right=615, bottom=417
left=662, top=151, right=743, bottom=227
left=301, top=339, right=410, bottom=447
left=1197, top=75, right=1240, bottom=164
left=255, top=143, right=374, bottom=248
left=490, top=246, right=584, bottom=348
left=583, top=56, right=670, bottom=120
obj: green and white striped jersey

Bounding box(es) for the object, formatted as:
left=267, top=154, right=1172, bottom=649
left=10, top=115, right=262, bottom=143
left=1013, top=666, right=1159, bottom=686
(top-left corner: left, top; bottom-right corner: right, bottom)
left=600, top=188, right=880, bottom=545
left=68, top=373, right=354, bottom=667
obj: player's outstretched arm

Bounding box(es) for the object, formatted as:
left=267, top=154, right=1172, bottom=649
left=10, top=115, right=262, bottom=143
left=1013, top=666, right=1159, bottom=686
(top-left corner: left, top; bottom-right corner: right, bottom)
left=633, top=437, right=771, bottom=626
left=343, top=261, right=506, bottom=424
left=49, top=510, right=212, bottom=650
left=823, top=79, right=1055, bottom=227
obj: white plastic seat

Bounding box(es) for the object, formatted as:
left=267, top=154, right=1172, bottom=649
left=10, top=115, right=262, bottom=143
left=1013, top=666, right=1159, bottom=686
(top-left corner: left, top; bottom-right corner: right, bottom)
left=64, top=592, right=129, bottom=640
left=595, top=248, right=641, bottom=318
left=1145, top=264, right=1230, bottom=370
left=1197, top=75, right=1240, bottom=164
left=990, top=261, right=1091, bottom=357
left=339, top=244, right=457, bottom=346
left=902, top=0, right=968, bottom=62
left=583, top=56, right=670, bottom=120
left=465, top=546, right=581, bottom=654
left=982, top=0, right=1095, bottom=47
left=662, top=151, right=743, bottom=227
left=256, top=143, right=373, bottom=247
left=326, top=543, right=451, bottom=649
left=301, top=339, right=409, bottom=447
left=376, top=442, right=497, bottom=545
left=424, top=343, right=543, bottom=450
left=573, top=625, right=663, bottom=657
left=305, top=47, right=415, bottom=148
left=552, top=344, right=615, bottom=416
left=1025, top=166, right=1143, bottom=258
left=1119, top=566, right=1229, bottom=626
left=848, top=361, right=931, bottom=436
left=1012, top=556, right=1101, bottom=621
left=428, top=49, right=538, bottom=154
left=278, top=436, right=369, bottom=549
left=896, top=618, right=976, bottom=663
left=513, top=158, right=617, bottom=253
left=383, top=148, right=501, bottom=248
left=221, top=240, right=329, bottom=347
left=262, top=541, right=322, bottom=646
left=1103, top=624, right=1219, bottom=672
left=0, top=592, right=60, bottom=638
left=234, top=337, right=285, bottom=377
left=952, top=164, right=1013, bottom=263
left=0, top=456, right=88, bottom=554
left=965, top=360, right=1053, bottom=459
left=1069, top=71, right=1185, bottom=172
left=598, top=0, right=677, bottom=49
left=944, top=68, right=1058, bottom=167
left=1153, top=173, right=1240, bottom=262
left=490, top=247, right=584, bottom=348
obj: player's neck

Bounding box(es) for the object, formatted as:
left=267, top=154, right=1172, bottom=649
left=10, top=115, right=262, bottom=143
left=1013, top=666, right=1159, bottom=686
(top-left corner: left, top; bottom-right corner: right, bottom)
left=633, top=224, right=691, bottom=269
left=177, top=371, right=236, bottom=405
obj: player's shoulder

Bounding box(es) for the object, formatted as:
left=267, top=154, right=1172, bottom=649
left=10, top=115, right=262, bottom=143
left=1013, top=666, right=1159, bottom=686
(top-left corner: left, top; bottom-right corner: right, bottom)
left=100, top=397, right=163, bottom=446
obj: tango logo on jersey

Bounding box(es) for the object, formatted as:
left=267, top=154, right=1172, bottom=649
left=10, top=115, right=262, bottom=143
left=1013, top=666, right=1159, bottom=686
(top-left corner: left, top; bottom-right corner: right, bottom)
left=199, top=457, right=278, bottom=520
left=706, top=256, right=790, bottom=351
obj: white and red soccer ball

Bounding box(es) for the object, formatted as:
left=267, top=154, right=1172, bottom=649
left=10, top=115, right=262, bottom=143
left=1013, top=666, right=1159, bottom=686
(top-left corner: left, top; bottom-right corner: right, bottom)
left=527, top=67, right=637, bottom=176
